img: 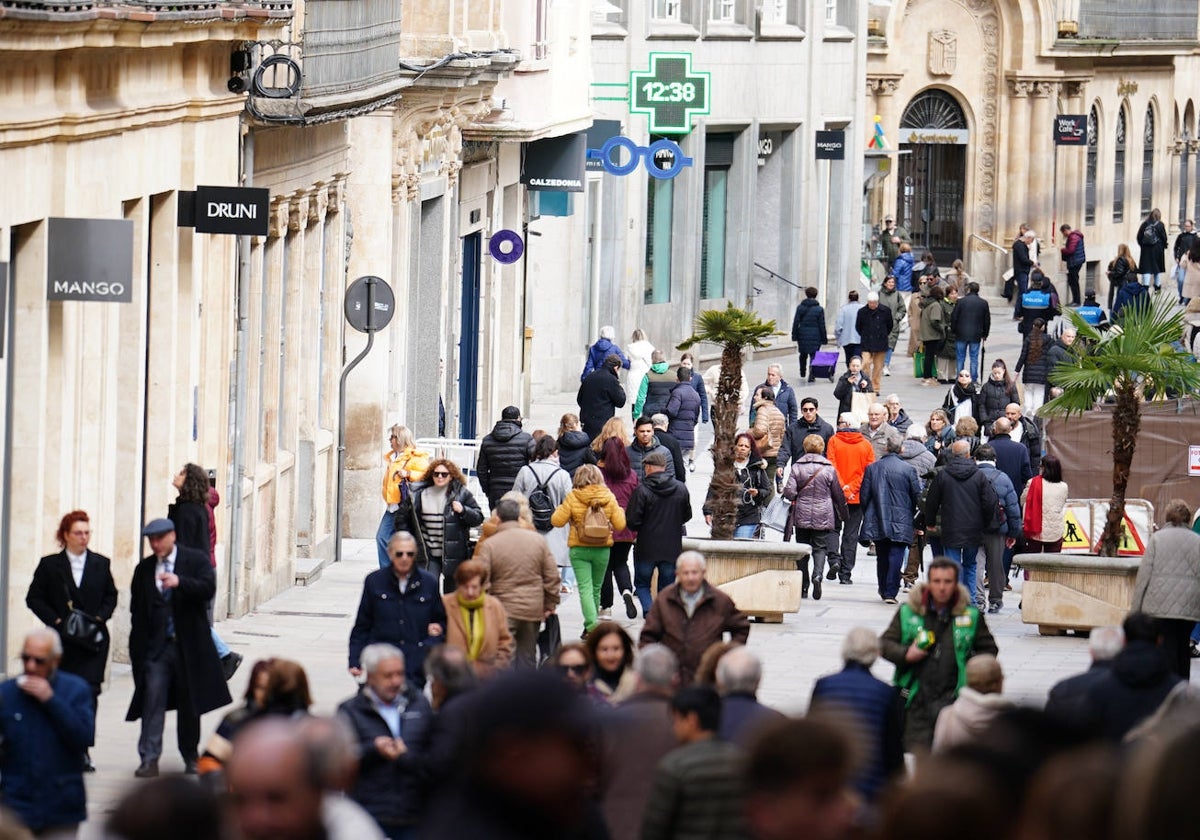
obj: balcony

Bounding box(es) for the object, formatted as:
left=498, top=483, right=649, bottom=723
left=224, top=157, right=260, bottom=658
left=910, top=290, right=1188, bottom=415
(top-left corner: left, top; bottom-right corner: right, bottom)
left=302, top=0, right=403, bottom=98
left=0, top=0, right=291, bottom=24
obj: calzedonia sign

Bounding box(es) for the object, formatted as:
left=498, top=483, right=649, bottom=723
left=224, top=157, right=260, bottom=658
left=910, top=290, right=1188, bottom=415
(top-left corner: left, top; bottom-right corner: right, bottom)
left=47, top=218, right=134, bottom=303
left=178, top=186, right=270, bottom=236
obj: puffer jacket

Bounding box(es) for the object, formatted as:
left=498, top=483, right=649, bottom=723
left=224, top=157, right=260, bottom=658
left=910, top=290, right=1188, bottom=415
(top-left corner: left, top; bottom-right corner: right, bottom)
left=1131, top=525, right=1200, bottom=621
left=634, top=361, right=675, bottom=419
left=924, top=456, right=998, bottom=548
left=777, top=414, right=836, bottom=473
left=827, top=430, right=876, bottom=505
left=892, top=251, right=914, bottom=291
left=582, top=337, right=629, bottom=380
left=878, top=287, right=906, bottom=348
left=791, top=298, right=828, bottom=353
left=703, top=459, right=771, bottom=526
left=556, top=430, right=593, bottom=476
left=627, top=436, right=676, bottom=480
left=1015, top=335, right=1052, bottom=385
left=665, top=381, right=702, bottom=450
left=383, top=446, right=432, bottom=506
left=550, top=483, right=627, bottom=548
left=1021, top=477, right=1068, bottom=543
left=976, top=378, right=1019, bottom=429
left=888, top=409, right=913, bottom=435
left=783, top=454, right=847, bottom=531
left=751, top=399, right=786, bottom=458
left=899, top=440, right=937, bottom=483
left=476, top=420, right=534, bottom=505
left=401, top=480, right=484, bottom=566
left=977, top=462, right=1021, bottom=536
left=859, top=453, right=921, bottom=544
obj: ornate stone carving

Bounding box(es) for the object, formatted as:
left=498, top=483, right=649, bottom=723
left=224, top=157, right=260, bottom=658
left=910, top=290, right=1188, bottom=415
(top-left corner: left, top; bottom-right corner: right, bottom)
left=867, top=75, right=903, bottom=96
left=307, top=187, right=328, bottom=228
left=269, top=200, right=289, bottom=239
left=1007, top=79, right=1034, bottom=97
left=928, top=30, right=957, bottom=76
left=1033, top=80, right=1057, bottom=98
left=288, top=194, right=308, bottom=234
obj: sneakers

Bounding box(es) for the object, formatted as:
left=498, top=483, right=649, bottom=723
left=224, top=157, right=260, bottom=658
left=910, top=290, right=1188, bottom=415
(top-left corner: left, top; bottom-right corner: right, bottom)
left=622, top=590, right=638, bottom=620
left=598, top=608, right=612, bottom=619
left=883, top=365, right=891, bottom=376
left=1190, top=641, right=1200, bottom=659
left=987, top=602, right=1002, bottom=614
left=884, top=597, right=898, bottom=605
left=687, top=459, right=696, bottom=473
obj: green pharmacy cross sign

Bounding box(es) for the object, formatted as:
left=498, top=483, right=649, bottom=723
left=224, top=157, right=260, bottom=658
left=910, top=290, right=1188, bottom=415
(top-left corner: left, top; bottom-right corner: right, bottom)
left=630, top=52, right=711, bottom=135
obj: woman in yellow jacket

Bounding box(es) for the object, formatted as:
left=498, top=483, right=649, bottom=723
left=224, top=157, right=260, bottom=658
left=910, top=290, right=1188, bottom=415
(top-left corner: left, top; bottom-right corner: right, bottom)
left=551, top=464, right=626, bottom=633
left=378, top=425, right=431, bottom=568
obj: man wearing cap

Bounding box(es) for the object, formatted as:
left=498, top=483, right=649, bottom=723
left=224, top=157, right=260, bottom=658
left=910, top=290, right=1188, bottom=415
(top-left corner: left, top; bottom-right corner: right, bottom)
left=476, top=406, right=535, bottom=508
left=855, top=292, right=893, bottom=394
left=878, top=215, right=910, bottom=269
left=127, top=517, right=231, bottom=778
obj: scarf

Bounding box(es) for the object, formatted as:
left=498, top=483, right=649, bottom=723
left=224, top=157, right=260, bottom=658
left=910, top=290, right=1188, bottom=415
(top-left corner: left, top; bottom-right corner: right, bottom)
left=1022, top=475, right=1043, bottom=540
left=457, top=591, right=487, bottom=661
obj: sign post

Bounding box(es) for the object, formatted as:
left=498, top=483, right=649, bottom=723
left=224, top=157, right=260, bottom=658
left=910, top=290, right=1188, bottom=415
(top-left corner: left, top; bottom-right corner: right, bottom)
left=815, top=130, right=846, bottom=307
left=334, top=276, right=395, bottom=564
left=629, top=53, right=711, bottom=135
left=1051, top=115, right=1087, bottom=251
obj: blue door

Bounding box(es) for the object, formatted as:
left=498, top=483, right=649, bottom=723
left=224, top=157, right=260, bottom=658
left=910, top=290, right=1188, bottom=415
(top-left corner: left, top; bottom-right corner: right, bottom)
left=458, top=232, right=481, bottom=439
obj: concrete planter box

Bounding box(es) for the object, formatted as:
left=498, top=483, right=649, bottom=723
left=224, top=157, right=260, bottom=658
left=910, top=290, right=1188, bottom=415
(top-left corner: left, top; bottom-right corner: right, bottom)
left=1017, top=552, right=1139, bottom=635
left=681, top=537, right=811, bottom=623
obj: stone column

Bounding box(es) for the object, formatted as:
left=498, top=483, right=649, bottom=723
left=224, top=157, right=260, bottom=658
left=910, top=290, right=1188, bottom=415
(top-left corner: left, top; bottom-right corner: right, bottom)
left=1006, top=80, right=1032, bottom=239
left=1029, top=81, right=1057, bottom=247
left=867, top=75, right=903, bottom=225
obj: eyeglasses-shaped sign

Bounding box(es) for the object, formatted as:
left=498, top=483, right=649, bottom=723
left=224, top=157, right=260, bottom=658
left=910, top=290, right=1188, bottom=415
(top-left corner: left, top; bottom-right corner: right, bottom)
left=586, top=136, right=694, bottom=180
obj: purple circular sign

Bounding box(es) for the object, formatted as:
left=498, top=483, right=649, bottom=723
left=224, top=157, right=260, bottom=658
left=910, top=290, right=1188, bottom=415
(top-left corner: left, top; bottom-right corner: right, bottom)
left=489, top=229, right=524, bottom=264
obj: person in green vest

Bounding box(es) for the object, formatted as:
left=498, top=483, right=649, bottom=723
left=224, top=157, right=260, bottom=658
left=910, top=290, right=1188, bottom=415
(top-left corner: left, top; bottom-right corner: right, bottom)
left=879, top=556, right=998, bottom=753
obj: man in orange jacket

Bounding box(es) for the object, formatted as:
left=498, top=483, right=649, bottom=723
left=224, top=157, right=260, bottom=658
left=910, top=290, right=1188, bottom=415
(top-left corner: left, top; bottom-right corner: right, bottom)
left=824, top=413, right=876, bottom=585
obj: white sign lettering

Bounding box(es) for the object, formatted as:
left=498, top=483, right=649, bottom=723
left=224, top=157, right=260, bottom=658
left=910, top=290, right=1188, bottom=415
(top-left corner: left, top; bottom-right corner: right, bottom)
left=206, top=202, right=258, bottom=219
left=52, top=280, right=126, bottom=297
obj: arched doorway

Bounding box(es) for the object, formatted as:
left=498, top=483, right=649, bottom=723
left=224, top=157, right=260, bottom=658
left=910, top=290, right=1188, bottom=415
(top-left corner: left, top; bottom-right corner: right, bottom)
left=897, top=90, right=967, bottom=266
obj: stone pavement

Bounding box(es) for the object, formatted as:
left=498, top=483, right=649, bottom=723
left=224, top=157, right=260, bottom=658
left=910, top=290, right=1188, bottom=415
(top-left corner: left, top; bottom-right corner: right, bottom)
left=79, top=301, right=1103, bottom=832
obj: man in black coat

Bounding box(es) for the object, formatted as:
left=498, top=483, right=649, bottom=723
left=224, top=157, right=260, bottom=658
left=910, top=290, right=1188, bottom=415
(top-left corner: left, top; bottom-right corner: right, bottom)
left=855, top=292, right=893, bottom=395
left=923, top=440, right=998, bottom=606
left=1003, top=403, right=1043, bottom=474
left=1079, top=612, right=1181, bottom=742
left=988, top=418, right=1032, bottom=498
left=127, top=518, right=231, bottom=778
left=476, top=405, right=535, bottom=508
left=625, top=453, right=692, bottom=615
left=651, top=414, right=687, bottom=480
left=577, top=353, right=627, bottom=440
left=775, top=397, right=835, bottom=481
left=1044, top=624, right=1123, bottom=725
left=950, top=282, right=991, bottom=382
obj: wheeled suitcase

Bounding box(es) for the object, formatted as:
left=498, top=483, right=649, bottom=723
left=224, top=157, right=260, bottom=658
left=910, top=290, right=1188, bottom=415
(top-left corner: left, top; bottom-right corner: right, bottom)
left=810, top=350, right=839, bottom=382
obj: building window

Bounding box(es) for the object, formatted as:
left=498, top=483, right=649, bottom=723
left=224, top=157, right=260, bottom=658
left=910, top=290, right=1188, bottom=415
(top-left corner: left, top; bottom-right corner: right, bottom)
left=710, top=0, right=735, bottom=21
left=825, top=0, right=838, bottom=25
left=1085, top=106, right=1098, bottom=225
left=1194, top=141, right=1200, bottom=222
left=759, top=0, right=802, bottom=27
left=534, top=0, right=549, bottom=59
left=652, top=0, right=681, bottom=20
left=1180, top=126, right=1190, bottom=227
left=700, top=133, right=734, bottom=300
left=1113, top=108, right=1126, bottom=224
left=1141, top=106, right=1155, bottom=216
left=645, top=175, right=673, bottom=304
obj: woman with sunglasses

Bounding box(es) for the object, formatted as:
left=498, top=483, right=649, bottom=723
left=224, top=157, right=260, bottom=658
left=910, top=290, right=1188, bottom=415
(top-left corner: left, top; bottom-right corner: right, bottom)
left=550, top=642, right=594, bottom=695
left=703, top=433, right=770, bottom=539
left=400, top=459, right=484, bottom=593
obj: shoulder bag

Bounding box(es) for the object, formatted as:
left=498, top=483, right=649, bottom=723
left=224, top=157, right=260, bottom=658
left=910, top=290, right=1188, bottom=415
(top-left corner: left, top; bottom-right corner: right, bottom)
left=62, top=581, right=106, bottom=653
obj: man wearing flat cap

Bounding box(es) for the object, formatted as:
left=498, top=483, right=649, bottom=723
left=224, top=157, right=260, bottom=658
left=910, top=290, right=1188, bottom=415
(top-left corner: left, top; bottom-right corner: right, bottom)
left=127, top=517, right=231, bottom=778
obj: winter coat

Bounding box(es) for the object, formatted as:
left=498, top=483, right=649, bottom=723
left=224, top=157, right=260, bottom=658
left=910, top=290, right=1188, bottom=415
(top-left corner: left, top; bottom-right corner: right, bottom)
left=856, top=304, right=894, bottom=353
left=718, top=693, right=786, bottom=748
left=475, top=522, right=561, bottom=622
left=638, top=582, right=750, bottom=684
left=348, top=567, right=446, bottom=687
left=924, top=456, right=998, bottom=548
left=859, top=453, right=921, bottom=544
left=1010, top=415, right=1043, bottom=475
left=1112, top=279, right=1149, bottom=320
left=977, top=462, right=1021, bottom=536
left=810, top=663, right=904, bottom=803
left=1081, top=641, right=1182, bottom=742
left=402, top=480, right=484, bottom=567
left=640, top=738, right=746, bottom=840
left=905, top=291, right=924, bottom=356
left=888, top=409, right=913, bottom=435
left=704, top=459, right=771, bottom=526
left=442, top=592, right=514, bottom=676
left=950, top=291, right=990, bottom=343
left=892, top=251, right=915, bottom=291
left=750, top=379, right=798, bottom=425
left=1061, top=229, right=1086, bottom=267
left=476, top=420, right=534, bottom=506
left=976, top=378, right=1019, bottom=429
left=602, top=468, right=640, bottom=542
left=827, top=430, right=875, bottom=505
left=550, top=483, right=627, bottom=548
left=1021, top=477, right=1068, bottom=542
left=687, top=369, right=711, bottom=424
left=627, top=435, right=676, bottom=480
left=626, top=471, right=692, bottom=563
left=932, top=688, right=1014, bottom=753
left=751, top=398, right=787, bottom=458
left=1183, top=257, right=1200, bottom=301
left=833, top=369, right=873, bottom=416
left=382, top=446, right=432, bottom=506
left=626, top=339, right=656, bottom=402
left=1130, top=524, right=1200, bottom=621
left=0, top=670, right=94, bottom=831
left=899, top=440, right=937, bottom=483
left=556, top=430, right=593, bottom=476
left=918, top=296, right=947, bottom=343
left=653, top=428, right=687, bottom=485
left=582, top=337, right=629, bottom=380
left=1044, top=661, right=1113, bottom=725
left=1015, top=335, right=1052, bottom=385
left=860, top=422, right=904, bottom=460
left=634, top=361, right=675, bottom=420
left=777, top=414, right=836, bottom=473
left=25, top=550, right=118, bottom=690
left=336, top=684, right=434, bottom=829
left=598, top=692, right=678, bottom=840
left=878, top=287, right=906, bottom=348
left=577, top=368, right=627, bottom=440
left=791, top=298, right=828, bottom=353
left=782, top=454, right=847, bottom=531
left=665, top=381, right=702, bottom=449
left=1137, top=219, right=1168, bottom=274
left=835, top=301, right=864, bottom=347
left=990, top=437, right=1032, bottom=499
left=127, top=545, right=231, bottom=722
left=1012, top=239, right=1034, bottom=278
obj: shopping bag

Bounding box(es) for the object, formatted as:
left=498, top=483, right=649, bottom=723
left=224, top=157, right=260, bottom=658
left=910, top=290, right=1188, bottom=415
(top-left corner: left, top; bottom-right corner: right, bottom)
left=761, top=494, right=791, bottom=533
left=850, top=391, right=874, bottom=425
left=537, top=614, right=562, bottom=666
left=914, top=350, right=925, bottom=378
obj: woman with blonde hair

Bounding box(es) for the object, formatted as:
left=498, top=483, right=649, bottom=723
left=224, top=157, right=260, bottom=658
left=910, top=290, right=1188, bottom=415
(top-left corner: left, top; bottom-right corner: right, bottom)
left=589, top=416, right=631, bottom=456
left=556, top=413, right=591, bottom=476
left=377, top=424, right=431, bottom=569
left=400, top=458, right=483, bottom=592
left=626, top=329, right=655, bottom=411
left=551, top=464, right=626, bottom=633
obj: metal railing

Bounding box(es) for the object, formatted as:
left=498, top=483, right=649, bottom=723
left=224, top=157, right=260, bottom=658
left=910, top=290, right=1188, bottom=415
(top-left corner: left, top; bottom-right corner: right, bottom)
left=301, top=0, right=404, bottom=98
left=0, top=0, right=291, bottom=19
left=967, top=232, right=1008, bottom=254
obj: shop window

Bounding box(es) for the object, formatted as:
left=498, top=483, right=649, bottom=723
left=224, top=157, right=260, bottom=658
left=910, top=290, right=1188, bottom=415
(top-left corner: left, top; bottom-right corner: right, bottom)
left=645, top=175, right=673, bottom=304
left=700, top=133, right=734, bottom=300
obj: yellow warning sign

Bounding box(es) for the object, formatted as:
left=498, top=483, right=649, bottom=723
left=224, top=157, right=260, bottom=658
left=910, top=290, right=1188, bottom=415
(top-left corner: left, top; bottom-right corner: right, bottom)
left=1061, top=510, right=1090, bottom=550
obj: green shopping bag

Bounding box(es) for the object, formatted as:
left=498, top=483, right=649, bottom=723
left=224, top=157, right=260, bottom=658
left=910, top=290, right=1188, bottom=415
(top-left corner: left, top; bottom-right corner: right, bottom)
left=914, top=350, right=925, bottom=378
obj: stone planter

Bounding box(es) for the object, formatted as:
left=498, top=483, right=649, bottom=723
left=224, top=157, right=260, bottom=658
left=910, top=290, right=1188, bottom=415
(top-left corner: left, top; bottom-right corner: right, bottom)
left=681, top=537, right=810, bottom=623
left=1017, top=552, right=1139, bottom=635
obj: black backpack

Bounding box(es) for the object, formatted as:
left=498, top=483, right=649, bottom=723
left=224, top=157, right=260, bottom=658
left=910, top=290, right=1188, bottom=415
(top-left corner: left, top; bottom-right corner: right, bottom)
left=526, top=467, right=562, bottom=532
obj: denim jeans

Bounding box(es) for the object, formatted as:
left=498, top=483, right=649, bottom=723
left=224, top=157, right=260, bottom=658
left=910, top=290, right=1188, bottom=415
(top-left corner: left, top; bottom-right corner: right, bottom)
left=634, top=555, right=676, bottom=614
left=942, top=546, right=980, bottom=604
left=376, top=508, right=398, bottom=569
left=874, top=539, right=907, bottom=600
left=211, top=628, right=230, bottom=658
left=734, top=524, right=759, bottom=539
left=955, top=341, right=981, bottom=382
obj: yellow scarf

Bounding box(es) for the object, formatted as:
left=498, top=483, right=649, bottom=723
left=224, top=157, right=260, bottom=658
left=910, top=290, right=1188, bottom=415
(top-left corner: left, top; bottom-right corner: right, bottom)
left=457, top=592, right=487, bottom=661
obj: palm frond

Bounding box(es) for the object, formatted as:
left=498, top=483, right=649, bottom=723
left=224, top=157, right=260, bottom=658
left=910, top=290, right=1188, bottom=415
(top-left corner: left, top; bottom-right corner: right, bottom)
left=677, top=303, right=781, bottom=351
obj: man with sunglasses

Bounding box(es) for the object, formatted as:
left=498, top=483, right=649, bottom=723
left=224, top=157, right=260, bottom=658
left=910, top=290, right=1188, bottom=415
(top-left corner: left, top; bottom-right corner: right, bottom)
left=0, top=628, right=94, bottom=836
left=350, top=531, right=447, bottom=689
left=775, top=397, right=835, bottom=483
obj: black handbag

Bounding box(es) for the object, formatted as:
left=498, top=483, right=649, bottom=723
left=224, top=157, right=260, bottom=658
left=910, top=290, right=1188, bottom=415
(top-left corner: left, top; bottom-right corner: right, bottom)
left=62, top=582, right=106, bottom=652
left=537, top=614, right=562, bottom=666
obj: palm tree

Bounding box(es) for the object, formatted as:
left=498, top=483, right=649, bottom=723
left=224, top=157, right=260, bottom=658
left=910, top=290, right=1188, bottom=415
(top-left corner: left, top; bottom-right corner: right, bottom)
left=678, top=304, right=779, bottom=540
left=1043, top=292, right=1200, bottom=556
